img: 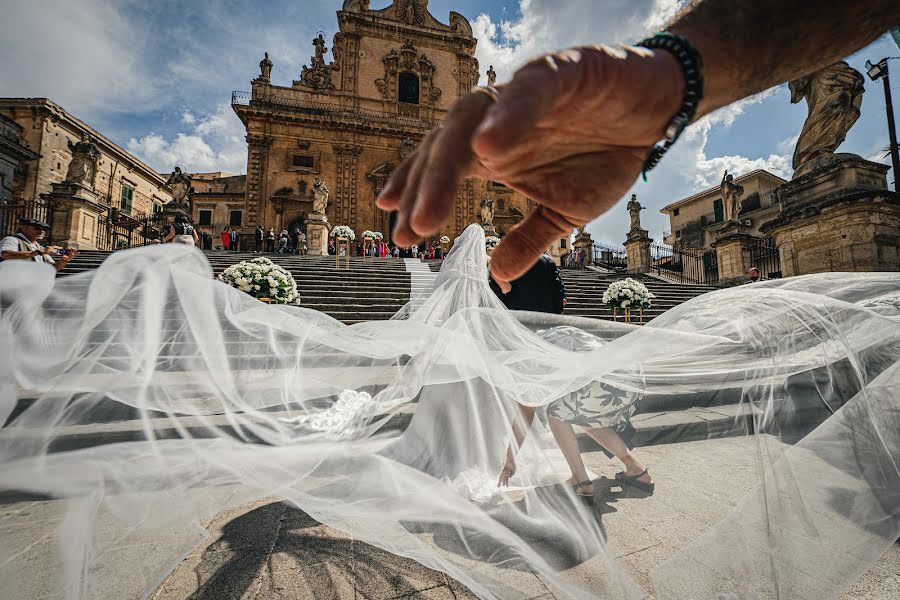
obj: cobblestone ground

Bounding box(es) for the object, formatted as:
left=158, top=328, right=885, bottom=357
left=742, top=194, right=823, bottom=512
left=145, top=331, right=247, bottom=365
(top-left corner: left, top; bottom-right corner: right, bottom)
left=2, top=437, right=897, bottom=599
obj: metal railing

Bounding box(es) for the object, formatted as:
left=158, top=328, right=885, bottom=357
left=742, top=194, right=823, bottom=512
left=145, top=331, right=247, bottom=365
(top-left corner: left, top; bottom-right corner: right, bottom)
left=95, top=212, right=168, bottom=251
left=0, top=198, right=55, bottom=243
left=232, top=90, right=437, bottom=130
left=748, top=236, right=781, bottom=280
left=650, top=242, right=719, bottom=285
left=592, top=242, right=627, bottom=271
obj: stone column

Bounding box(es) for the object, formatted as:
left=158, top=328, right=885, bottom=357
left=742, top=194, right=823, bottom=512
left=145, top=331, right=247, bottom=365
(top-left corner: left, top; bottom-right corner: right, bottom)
left=712, top=222, right=753, bottom=284
left=624, top=228, right=652, bottom=273
left=305, top=212, right=329, bottom=256
left=41, top=182, right=105, bottom=249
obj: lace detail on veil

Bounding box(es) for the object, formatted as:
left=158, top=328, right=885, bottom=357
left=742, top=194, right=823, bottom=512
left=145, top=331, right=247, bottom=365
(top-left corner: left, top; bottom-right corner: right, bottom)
left=284, top=389, right=375, bottom=437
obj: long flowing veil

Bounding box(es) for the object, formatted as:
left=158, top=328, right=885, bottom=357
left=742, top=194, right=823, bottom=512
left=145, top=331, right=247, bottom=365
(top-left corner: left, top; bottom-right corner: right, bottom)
left=1, top=223, right=898, bottom=599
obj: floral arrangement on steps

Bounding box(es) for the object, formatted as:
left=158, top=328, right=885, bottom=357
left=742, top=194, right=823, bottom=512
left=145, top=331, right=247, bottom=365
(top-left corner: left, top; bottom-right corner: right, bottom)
left=218, top=256, right=299, bottom=304
left=602, top=277, right=654, bottom=311
left=440, top=236, right=450, bottom=244
left=485, top=236, right=501, bottom=249
left=331, top=225, right=355, bottom=241
left=361, top=230, right=383, bottom=240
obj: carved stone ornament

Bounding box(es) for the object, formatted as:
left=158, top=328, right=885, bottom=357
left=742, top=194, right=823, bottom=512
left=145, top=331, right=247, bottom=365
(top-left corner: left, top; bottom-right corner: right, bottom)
left=342, top=0, right=370, bottom=12
left=399, top=138, right=416, bottom=161
left=294, top=33, right=334, bottom=91
left=375, top=40, right=441, bottom=104
left=395, top=0, right=427, bottom=25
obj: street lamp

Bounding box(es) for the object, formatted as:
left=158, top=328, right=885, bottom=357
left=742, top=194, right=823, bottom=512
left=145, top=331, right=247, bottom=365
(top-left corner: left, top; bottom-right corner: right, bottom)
left=865, top=57, right=900, bottom=189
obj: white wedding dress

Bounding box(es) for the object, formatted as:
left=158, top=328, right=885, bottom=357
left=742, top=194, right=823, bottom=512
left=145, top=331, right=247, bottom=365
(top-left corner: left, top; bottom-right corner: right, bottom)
left=1, top=224, right=898, bottom=599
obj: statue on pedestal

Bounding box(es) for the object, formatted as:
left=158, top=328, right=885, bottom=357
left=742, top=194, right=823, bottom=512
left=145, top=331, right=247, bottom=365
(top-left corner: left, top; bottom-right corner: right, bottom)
left=258, top=52, right=273, bottom=81
left=789, top=61, right=864, bottom=175
left=626, top=194, right=644, bottom=230
left=165, top=167, right=192, bottom=209
left=295, top=33, right=334, bottom=90
left=480, top=194, right=494, bottom=226
left=486, top=65, right=497, bottom=86
left=312, top=176, right=330, bottom=214
left=720, top=171, right=744, bottom=222
left=65, top=133, right=100, bottom=189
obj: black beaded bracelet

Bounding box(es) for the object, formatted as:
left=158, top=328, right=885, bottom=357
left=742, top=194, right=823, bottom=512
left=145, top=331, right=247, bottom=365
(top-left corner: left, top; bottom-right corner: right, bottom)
left=636, top=32, right=704, bottom=180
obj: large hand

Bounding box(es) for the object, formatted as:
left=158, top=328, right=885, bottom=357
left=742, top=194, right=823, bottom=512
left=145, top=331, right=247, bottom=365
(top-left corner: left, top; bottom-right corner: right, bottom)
left=377, top=45, right=683, bottom=283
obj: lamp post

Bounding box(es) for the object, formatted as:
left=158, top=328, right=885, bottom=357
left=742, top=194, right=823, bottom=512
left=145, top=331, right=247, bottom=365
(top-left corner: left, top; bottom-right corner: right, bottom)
left=866, top=58, right=900, bottom=189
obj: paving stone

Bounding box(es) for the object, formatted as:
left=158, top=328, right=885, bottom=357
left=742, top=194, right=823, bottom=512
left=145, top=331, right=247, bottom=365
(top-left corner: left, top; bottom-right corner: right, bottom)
left=255, top=562, right=355, bottom=599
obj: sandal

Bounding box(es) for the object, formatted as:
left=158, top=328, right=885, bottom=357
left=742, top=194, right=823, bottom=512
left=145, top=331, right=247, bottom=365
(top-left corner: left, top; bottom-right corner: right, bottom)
left=571, top=479, right=595, bottom=503
left=615, top=469, right=655, bottom=494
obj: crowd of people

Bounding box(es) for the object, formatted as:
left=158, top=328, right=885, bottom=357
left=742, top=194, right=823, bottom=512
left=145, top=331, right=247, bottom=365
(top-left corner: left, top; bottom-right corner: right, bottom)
left=326, top=239, right=447, bottom=260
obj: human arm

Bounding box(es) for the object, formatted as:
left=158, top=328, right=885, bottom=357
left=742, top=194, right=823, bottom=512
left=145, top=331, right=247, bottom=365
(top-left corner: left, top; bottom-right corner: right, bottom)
left=53, top=249, right=77, bottom=272
left=377, top=0, right=900, bottom=285
left=163, top=229, right=175, bottom=243
left=192, top=229, right=200, bottom=243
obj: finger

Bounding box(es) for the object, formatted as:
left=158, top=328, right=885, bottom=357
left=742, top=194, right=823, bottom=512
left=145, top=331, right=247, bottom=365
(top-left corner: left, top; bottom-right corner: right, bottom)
left=490, top=206, right=578, bottom=282
left=376, top=154, right=416, bottom=211
left=472, top=52, right=578, bottom=159
left=411, top=92, right=494, bottom=237
left=392, top=135, right=438, bottom=246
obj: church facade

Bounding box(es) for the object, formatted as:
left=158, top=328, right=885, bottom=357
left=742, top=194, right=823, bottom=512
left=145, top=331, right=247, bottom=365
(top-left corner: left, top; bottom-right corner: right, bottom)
left=230, top=0, right=541, bottom=249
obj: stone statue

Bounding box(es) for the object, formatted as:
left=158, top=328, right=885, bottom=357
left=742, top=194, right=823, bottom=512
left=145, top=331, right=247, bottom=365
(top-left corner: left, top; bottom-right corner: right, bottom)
left=399, top=138, right=416, bottom=162
left=480, top=195, right=494, bottom=226
left=258, top=52, right=273, bottom=81
left=626, top=193, right=644, bottom=230
left=486, top=65, right=497, bottom=86
left=165, top=167, right=192, bottom=205
left=312, top=176, right=330, bottom=213
left=296, top=33, right=334, bottom=90
left=342, top=0, right=370, bottom=12
left=789, top=61, right=864, bottom=176
left=720, top=171, right=745, bottom=222
left=65, top=133, right=100, bottom=188
left=312, top=34, right=327, bottom=67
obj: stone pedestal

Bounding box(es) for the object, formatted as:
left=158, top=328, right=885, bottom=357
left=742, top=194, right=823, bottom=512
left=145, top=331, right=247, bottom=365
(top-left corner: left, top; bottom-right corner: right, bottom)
left=761, top=154, right=898, bottom=276
left=41, top=182, right=105, bottom=249
left=573, top=229, right=594, bottom=264
left=624, top=228, right=652, bottom=273
left=305, top=212, right=329, bottom=256
left=712, top=222, right=753, bottom=284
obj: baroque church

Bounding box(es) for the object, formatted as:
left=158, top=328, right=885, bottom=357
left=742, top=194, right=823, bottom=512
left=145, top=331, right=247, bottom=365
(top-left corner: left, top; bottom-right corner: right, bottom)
left=229, top=0, right=540, bottom=248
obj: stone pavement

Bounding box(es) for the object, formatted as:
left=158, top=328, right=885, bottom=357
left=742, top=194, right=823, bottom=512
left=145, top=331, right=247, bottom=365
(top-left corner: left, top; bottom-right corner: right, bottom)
left=1, top=437, right=897, bottom=599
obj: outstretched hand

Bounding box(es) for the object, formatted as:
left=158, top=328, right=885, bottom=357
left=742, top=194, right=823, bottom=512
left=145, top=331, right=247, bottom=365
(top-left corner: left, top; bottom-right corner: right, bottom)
left=377, top=45, right=684, bottom=283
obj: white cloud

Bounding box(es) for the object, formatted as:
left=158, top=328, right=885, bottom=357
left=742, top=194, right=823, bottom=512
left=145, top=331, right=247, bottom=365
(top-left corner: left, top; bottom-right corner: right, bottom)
left=0, top=0, right=152, bottom=115
left=127, top=103, right=247, bottom=174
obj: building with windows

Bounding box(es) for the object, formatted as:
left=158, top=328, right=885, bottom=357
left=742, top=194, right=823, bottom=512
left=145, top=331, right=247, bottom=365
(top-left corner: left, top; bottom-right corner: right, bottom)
left=660, top=169, right=786, bottom=249
left=229, top=0, right=565, bottom=255
left=190, top=172, right=247, bottom=247
left=0, top=98, right=172, bottom=218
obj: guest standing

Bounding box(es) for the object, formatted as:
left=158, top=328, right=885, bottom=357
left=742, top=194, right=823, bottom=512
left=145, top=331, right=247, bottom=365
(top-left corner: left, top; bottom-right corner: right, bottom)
left=220, top=227, right=230, bottom=251
left=230, top=228, right=239, bottom=252
left=266, top=228, right=275, bottom=253
left=254, top=226, right=264, bottom=253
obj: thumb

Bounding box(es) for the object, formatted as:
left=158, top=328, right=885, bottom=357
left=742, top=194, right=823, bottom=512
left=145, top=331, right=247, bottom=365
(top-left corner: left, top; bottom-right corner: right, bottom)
left=489, top=207, right=576, bottom=282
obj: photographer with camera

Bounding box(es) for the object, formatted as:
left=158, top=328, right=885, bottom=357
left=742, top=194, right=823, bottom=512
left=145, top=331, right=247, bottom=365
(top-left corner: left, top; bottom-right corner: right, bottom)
left=0, top=217, right=77, bottom=272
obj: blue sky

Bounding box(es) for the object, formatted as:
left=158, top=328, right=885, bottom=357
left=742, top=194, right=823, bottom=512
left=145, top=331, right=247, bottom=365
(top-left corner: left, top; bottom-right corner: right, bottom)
left=1, top=0, right=897, bottom=242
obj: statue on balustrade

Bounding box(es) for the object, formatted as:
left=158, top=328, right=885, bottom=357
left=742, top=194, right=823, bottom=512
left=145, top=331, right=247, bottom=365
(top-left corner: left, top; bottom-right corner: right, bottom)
left=165, top=167, right=193, bottom=209
left=312, top=176, right=330, bottom=214
left=65, top=133, right=100, bottom=189
left=626, top=193, right=645, bottom=231
left=720, top=171, right=745, bottom=222
left=789, top=61, right=864, bottom=176
left=486, top=65, right=497, bottom=86
left=480, top=195, right=495, bottom=226
left=258, top=52, right=273, bottom=81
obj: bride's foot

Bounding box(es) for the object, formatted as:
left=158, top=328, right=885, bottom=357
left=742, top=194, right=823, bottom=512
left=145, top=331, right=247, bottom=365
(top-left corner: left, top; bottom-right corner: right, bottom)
left=615, top=467, right=654, bottom=494
left=565, top=476, right=594, bottom=496
left=622, top=466, right=652, bottom=484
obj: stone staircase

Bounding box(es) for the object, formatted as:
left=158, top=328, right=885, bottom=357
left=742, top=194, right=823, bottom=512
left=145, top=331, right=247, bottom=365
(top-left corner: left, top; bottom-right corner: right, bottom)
left=12, top=248, right=817, bottom=454
left=62, top=250, right=716, bottom=325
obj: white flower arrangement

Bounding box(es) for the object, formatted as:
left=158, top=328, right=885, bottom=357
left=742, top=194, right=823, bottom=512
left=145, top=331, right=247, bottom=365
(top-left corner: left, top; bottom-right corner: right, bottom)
left=331, top=225, right=355, bottom=241
left=485, top=236, right=501, bottom=249
left=218, top=256, right=299, bottom=304
left=373, top=231, right=383, bottom=240
left=602, top=277, right=654, bottom=310
left=440, top=236, right=450, bottom=244
left=361, top=230, right=377, bottom=239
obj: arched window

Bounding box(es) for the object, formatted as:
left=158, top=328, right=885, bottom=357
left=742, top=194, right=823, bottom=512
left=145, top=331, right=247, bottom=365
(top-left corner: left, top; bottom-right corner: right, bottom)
left=398, top=72, right=420, bottom=104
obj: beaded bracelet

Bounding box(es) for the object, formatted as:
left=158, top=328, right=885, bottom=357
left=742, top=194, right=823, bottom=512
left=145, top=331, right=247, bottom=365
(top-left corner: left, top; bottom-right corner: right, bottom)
left=636, top=32, right=704, bottom=180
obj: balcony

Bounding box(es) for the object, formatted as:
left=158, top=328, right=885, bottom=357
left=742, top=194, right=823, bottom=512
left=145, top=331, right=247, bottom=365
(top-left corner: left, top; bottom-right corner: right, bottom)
left=231, top=91, right=436, bottom=130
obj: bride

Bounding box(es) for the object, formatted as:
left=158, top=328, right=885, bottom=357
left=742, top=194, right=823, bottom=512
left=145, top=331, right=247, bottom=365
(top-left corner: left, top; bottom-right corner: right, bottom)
left=1, top=224, right=899, bottom=600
